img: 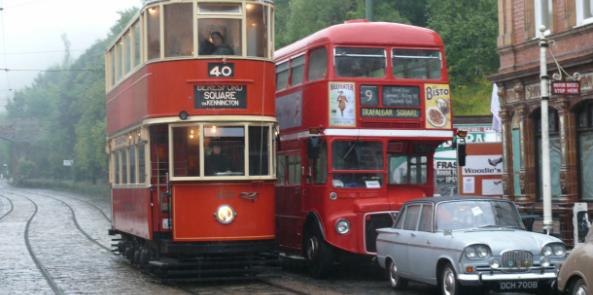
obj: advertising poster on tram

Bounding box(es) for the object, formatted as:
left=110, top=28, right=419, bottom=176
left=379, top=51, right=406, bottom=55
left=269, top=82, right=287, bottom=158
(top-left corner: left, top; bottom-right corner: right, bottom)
left=424, top=84, right=451, bottom=129
left=329, top=82, right=356, bottom=127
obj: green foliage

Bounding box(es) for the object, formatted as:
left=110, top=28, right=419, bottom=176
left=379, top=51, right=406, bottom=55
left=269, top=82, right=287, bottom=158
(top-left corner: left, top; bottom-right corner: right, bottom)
left=452, top=78, right=493, bottom=116
left=3, top=8, right=138, bottom=183
left=426, top=0, right=499, bottom=87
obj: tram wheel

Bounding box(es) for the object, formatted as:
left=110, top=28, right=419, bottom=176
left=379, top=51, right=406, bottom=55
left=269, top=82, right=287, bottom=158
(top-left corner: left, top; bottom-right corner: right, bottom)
left=304, top=227, right=334, bottom=279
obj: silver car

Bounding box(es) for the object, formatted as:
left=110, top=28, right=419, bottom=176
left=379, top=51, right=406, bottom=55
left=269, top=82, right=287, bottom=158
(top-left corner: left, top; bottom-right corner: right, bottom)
left=376, top=197, right=566, bottom=295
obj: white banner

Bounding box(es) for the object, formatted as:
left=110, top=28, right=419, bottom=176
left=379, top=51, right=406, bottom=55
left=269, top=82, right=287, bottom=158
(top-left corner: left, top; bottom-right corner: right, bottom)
left=461, top=155, right=503, bottom=176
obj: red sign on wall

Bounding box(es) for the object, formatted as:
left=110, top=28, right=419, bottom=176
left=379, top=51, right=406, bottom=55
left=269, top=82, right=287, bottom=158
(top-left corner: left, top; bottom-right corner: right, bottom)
left=552, top=81, right=580, bottom=95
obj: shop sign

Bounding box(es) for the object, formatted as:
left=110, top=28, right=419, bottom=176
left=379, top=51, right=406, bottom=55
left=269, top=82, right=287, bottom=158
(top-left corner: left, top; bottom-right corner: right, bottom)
left=194, top=85, right=247, bottom=109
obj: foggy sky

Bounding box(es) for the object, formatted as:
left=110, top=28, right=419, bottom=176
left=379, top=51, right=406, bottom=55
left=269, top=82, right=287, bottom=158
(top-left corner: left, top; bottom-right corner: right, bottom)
left=0, top=0, right=141, bottom=109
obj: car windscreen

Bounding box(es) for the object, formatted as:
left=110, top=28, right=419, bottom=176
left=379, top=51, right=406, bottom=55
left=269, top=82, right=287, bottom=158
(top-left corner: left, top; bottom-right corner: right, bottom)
left=436, top=200, right=524, bottom=231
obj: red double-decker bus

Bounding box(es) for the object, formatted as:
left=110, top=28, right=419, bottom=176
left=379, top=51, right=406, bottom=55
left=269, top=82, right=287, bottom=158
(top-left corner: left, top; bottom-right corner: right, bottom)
left=274, top=20, right=455, bottom=277
left=105, top=0, right=276, bottom=278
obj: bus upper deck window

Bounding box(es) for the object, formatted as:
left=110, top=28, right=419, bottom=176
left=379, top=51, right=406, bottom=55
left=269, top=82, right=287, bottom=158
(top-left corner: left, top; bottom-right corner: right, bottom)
left=334, top=47, right=385, bottom=78
left=392, top=49, right=442, bottom=80
left=308, top=47, right=327, bottom=81
left=290, top=56, right=305, bottom=86
left=246, top=4, right=269, bottom=58
left=165, top=3, right=193, bottom=57
left=276, top=62, right=289, bottom=90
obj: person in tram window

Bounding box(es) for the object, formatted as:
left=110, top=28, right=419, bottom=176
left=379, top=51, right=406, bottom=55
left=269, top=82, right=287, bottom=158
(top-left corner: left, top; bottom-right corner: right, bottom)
left=199, top=31, right=215, bottom=55
left=210, top=31, right=234, bottom=55
left=205, top=144, right=232, bottom=175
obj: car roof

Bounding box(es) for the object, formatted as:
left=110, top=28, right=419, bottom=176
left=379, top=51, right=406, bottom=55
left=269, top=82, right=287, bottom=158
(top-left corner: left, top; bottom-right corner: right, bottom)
left=404, top=196, right=510, bottom=206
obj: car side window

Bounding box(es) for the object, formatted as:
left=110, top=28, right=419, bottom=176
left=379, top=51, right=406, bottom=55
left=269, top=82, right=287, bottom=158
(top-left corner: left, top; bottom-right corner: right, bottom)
left=394, top=207, right=406, bottom=229
left=403, top=204, right=421, bottom=230
left=418, top=204, right=434, bottom=232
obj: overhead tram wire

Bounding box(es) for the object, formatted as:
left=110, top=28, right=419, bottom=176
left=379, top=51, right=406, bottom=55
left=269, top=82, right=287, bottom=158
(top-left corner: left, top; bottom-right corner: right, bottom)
left=0, top=1, right=12, bottom=97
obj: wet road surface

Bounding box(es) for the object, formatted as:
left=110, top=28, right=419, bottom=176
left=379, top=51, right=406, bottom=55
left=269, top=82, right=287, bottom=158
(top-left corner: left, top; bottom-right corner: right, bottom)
left=0, top=184, right=541, bottom=294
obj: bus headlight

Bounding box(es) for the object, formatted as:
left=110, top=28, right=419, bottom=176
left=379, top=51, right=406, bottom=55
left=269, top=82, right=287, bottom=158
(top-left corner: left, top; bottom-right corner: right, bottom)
left=214, top=205, right=236, bottom=224
left=335, top=219, right=350, bottom=235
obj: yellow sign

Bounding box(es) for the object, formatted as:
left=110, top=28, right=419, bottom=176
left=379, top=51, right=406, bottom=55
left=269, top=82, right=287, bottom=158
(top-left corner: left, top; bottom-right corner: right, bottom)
left=424, top=84, right=451, bottom=129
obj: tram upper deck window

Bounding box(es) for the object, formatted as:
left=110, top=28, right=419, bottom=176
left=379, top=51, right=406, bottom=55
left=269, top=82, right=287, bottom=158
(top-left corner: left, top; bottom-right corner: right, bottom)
left=133, top=21, right=141, bottom=66
left=392, top=49, right=442, bottom=80
left=146, top=6, right=161, bottom=60
left=171, top=126, right=201, bottom=177
left=204, top=126, right=245, bottom=176
left=334, top=47, right=385, bottom=78
left=165, top=3, right=193, bottom=57
left=198, top=3, right=242, bottom=56
left=246, top=3, right=269, bottom=58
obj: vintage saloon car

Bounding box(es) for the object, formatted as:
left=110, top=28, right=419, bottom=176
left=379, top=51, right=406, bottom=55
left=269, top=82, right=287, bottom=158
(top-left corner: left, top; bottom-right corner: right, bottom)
left=376, top=197, right=566, bottom=295
left=557, top=226, right=592, bottom=295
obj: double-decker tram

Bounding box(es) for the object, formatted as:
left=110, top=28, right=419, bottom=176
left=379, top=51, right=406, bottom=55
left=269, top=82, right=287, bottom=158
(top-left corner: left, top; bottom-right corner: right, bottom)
left=105, top=0, right=276, bottom=279
left=274, top=20, right=455, bottom=277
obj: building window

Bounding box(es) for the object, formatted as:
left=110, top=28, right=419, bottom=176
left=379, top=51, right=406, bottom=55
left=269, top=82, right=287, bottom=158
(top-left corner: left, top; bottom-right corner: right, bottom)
left=577, top=0, right=593, bottom=25
left=577, top=101, right=593, bottom=200
left=534, top=0, right=553, bottom=36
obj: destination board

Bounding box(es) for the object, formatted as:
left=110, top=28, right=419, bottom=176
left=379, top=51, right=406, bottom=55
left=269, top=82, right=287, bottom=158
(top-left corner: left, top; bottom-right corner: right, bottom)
left=361, top=108, right=420, bottom=119
left=194, top=85, right=247, bottom=109
left=382, top=86, right=420, bottom=107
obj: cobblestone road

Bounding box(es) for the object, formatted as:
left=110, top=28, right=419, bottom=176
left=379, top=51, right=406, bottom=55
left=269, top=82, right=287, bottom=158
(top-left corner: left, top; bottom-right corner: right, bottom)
left=0, top=184, right=538, bottom=295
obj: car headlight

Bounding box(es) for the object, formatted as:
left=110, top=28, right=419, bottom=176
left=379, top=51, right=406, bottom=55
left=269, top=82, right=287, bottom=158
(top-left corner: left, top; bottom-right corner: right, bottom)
left=552, top=244, right=566, bottom=256
left=335, top=219, right=350, bottom=235
left=542, top=242, right=567, bottom=257
left=464, top=244, right=491, bottom=260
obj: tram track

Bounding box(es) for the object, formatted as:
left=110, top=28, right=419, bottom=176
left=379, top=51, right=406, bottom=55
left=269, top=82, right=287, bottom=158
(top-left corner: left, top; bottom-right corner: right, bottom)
left=0, top=193, right=14, bottom=221
left=16, top=190, right=112, bottom=252
left=22, top=195, right=64, bottom=295
left=30, top=190, right=112, bottom=222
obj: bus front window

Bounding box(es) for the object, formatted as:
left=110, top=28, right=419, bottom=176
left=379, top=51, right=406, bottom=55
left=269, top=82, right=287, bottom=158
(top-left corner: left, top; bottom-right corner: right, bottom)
left=332, top=141, right=384, bottom=188
left=392, top=49, right=442, bottom=80
left=334, top=47, right=386, bottom=78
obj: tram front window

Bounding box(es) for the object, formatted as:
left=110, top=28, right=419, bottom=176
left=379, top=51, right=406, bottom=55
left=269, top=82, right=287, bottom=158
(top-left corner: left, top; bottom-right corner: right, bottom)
left=334, top=47, right=386, bottom=78
left=172, top=126, right=201, bottom=177
left=205, top=126, right=245, bottom=176
left=332, top=141, right=384, bottom=188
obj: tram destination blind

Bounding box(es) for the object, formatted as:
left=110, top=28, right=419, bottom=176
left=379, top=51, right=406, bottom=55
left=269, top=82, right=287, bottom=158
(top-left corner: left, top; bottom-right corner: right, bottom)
left=194, top=85, right=247, bottom=109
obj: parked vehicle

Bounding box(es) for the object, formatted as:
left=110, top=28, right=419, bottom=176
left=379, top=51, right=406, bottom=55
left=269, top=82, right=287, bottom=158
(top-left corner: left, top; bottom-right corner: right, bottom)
left=558, top=226, right=593, bottom=295
left=376, top=196, right=566, bottom=295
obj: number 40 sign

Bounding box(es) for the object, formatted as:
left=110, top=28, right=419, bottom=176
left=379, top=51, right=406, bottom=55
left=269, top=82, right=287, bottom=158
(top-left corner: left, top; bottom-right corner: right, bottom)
left=208, top=63, right=234, bottom=78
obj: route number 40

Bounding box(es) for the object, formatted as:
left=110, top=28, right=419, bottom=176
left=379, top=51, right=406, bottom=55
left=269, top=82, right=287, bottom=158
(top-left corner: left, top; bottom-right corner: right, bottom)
left=208, top=63, right=234, bottom=78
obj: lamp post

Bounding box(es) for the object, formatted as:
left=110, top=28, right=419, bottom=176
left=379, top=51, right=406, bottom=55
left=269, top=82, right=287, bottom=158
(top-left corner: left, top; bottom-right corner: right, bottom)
left=365, top=0, right=373, bottom=21
left=539, top=26, right=553, bottom=235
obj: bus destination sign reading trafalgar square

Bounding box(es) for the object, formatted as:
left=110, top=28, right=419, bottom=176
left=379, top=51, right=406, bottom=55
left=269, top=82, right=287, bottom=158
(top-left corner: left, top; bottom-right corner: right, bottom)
left=194, top=85, right=247, bottom=109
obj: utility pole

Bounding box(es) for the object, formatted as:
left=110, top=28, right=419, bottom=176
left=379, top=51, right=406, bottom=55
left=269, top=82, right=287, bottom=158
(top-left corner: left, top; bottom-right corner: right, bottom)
left=365, top=0, right=373, bottom=21
left=539, top=26, right=553, bottom=235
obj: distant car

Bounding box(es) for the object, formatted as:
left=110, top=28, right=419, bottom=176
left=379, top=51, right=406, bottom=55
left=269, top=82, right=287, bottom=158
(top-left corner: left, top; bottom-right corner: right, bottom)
left=376, top=196, right=566, bottom=295
left=557, top=226, right=593, bottom=295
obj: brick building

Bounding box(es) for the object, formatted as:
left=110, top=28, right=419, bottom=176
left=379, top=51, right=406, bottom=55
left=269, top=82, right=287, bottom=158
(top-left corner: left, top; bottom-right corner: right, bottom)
left=491, top=0, right=593, bottom=245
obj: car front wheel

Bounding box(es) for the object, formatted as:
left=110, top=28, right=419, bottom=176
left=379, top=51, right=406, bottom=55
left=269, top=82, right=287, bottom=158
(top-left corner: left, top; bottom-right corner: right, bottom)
left=439, top=263, right=467, bottom=295
left=570, top=278, right=588, bottom=295
left=387, top=259, right=408, bottom=290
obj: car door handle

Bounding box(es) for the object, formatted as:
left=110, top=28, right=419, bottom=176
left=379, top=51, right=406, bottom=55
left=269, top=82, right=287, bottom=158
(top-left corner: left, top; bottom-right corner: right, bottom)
left=426, top=240, right=431, bottom=245
left=393, top=231, right=400, bottom=236
left=410, top=233, right=416, bottom=237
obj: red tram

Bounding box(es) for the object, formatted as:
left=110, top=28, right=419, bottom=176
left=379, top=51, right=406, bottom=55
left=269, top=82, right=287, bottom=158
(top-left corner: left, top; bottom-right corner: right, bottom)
left=274, top=21, right=455, bottom=277
left=105, top=0, right=276, bottom=277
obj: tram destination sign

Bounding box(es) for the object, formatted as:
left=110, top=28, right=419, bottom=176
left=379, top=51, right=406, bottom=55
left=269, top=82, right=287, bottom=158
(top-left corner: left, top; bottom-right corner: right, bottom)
left=361, top=108, right=420, bottom=119
left=194, top=85, right=247, bottom=109
left=382, top=86, right=420, bottom=107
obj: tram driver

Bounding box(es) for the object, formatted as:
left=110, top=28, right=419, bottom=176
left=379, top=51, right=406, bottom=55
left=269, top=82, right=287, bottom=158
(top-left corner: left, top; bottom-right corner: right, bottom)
left=200, top=31, right=234, bottom=55
left=205, top=144, right=232, bottom=176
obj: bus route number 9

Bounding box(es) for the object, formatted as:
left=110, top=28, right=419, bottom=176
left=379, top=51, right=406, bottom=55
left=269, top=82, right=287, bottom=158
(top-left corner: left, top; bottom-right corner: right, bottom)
left=208, top=63, right=234, bottom=78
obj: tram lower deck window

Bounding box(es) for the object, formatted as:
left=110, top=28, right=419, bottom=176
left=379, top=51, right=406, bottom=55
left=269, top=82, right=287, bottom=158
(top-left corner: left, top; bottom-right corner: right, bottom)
left=172, top=126, right=201, bottom=177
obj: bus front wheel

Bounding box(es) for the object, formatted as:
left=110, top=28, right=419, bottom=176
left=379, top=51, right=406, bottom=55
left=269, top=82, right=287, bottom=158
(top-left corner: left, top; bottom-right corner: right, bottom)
left=304, top=227, right=334, bottom=279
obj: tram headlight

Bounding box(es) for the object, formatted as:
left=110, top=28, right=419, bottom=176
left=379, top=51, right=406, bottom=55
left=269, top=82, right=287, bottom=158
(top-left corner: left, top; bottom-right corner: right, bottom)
left=335, top=219, right=350, bottom=235
left=214, top=205, right=236, bottom=224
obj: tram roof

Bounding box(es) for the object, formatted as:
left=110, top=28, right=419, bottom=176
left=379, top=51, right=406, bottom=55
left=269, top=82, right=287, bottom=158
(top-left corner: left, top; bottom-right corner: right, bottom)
left=275, top=21, right=444, bottom=61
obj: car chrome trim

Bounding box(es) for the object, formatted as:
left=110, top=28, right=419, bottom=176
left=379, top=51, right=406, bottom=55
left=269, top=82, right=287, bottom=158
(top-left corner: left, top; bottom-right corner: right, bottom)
left=457, top=272, right=557, bottom=281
